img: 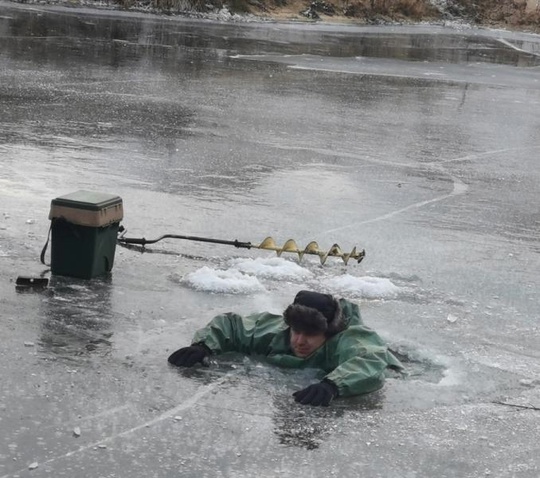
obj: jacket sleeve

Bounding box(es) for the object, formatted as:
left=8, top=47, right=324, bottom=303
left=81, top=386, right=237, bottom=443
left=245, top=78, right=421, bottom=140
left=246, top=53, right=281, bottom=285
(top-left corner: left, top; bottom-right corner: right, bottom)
left=323, top=328, right=403, bottom=397
left=191, top=311, right=283, bottom=356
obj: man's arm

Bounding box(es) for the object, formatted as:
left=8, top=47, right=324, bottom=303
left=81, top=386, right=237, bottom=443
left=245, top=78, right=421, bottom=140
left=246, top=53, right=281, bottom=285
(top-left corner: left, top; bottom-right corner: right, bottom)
left=323, top=327, right=404, bottom=397
left=168, top=311, right=283, bottom=366
left=324, top=350, right=392, bottom=397
left=291, top=350, right=390, bottom=405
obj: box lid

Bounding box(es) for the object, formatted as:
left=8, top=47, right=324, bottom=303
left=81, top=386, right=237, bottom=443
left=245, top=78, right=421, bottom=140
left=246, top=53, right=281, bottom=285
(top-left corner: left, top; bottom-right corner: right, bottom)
left=49, top=190, right=123, bottom=227
left=51, top=190, right=122, bottom=210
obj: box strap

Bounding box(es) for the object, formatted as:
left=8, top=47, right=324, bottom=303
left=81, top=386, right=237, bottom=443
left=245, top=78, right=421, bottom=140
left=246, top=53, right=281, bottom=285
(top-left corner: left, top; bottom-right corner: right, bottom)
left=40, top=222, right=52, bottom=266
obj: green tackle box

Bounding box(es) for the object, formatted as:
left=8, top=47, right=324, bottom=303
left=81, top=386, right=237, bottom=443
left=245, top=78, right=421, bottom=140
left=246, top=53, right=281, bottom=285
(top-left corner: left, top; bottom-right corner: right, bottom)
left=48, top=191, right=123, bottom=279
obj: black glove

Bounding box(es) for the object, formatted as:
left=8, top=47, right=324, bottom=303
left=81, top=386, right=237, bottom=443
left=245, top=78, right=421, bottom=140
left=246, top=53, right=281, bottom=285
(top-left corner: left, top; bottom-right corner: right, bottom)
left=168, top=344, right=211, bottom=367
left=293, top=380, right=338, bottom=407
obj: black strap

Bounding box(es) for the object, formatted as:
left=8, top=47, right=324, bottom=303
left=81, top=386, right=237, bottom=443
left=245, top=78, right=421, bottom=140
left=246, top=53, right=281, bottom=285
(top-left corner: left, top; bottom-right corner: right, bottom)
left=40, top=222, right=52, bottom=266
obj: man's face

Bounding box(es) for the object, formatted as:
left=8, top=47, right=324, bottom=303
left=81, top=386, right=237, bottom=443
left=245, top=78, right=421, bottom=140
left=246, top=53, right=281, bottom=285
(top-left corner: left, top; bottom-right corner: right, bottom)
left=290, top=329, right=327, bottom=358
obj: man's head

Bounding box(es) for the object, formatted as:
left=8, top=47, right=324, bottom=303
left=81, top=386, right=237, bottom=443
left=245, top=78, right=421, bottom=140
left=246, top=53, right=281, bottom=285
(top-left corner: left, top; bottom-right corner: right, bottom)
left=283, top=290, right=346, bottom=358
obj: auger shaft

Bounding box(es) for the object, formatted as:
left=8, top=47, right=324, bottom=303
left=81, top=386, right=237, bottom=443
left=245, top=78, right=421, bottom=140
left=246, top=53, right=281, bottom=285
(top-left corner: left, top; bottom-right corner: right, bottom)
left=118, top=232, right=253, bottom=249
left=117, top=230, right=365, bottom=265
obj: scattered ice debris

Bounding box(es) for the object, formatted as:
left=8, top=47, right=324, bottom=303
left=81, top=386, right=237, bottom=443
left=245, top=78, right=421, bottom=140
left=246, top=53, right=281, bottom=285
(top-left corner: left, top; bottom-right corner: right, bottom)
left=438, top=366, right=465, bottom=386
left=228, top=257, right=313, bottom=281
left=217, top=6, right=231, bottom=20
left=447, top=314, right=458, bottom=323
left=325, top=274, right=400, bottom=300
left=28, top=462, right=38, bottom=470
left=24, top=341, right=35, bottom=347
left=183, top=266, right=265, bottom=294
left=3, top=212, right=10, bottom=219
left=183, top=258, right=312, bottom=293
left=73, top=426, right=81, bottom=437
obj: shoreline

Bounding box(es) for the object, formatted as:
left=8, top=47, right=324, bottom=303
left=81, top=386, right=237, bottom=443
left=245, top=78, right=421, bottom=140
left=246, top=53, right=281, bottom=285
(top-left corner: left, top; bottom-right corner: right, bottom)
left=1, top=0, right=539, bottom=35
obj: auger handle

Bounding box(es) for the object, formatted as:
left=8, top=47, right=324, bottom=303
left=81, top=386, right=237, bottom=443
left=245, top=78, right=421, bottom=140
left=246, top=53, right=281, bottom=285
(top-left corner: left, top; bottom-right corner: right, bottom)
left=118, top=233, right=253, bottom=249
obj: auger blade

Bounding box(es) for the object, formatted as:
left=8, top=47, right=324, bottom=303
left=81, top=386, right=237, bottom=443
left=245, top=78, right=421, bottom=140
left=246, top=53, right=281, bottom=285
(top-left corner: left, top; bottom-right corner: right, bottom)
left=258, top=236, right=279, bottom=251
left=281, top=239, right=300, bottom=256
left=304, top=241, right=319, bottom=253
left=354, top=249, right=366, bottom=263
left=298, top=241, right=319, bottom=260
left=319, top=243, right=340, bottom=265
left=258, top=236, right=364, bottom=265
left=342, top=246, right=360, bottom=265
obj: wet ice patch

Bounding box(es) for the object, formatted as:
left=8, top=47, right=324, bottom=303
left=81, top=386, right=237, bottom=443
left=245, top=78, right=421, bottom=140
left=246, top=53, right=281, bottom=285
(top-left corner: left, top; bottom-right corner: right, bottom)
left=228, top=257, right=313, bottom=281
left=326, top=274, right=400, bottom=300
left=391, top=342, right=447, bottom=384
left=183, top=266, right=266, bottom=294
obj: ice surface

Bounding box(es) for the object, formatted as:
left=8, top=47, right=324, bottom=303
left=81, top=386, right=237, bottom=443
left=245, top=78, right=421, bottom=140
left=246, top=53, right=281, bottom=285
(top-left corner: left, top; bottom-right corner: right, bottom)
left=2, top=5, right=540, bottom=477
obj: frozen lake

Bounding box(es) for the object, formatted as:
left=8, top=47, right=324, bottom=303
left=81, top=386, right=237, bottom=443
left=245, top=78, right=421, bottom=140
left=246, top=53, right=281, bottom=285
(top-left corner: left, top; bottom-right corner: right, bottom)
left=1, top=2, right=540, bottom=476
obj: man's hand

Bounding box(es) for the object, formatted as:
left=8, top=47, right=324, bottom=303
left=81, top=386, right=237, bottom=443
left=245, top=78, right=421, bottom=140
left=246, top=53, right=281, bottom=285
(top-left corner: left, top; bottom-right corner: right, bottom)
left=168, top=344, right=210, bottom=367
left=293, top=380, right=338, bottom=406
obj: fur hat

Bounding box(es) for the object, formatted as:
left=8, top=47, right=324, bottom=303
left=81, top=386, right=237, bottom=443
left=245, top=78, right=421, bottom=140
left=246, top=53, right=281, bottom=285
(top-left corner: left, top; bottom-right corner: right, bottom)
left=283, top=290, right=345, bottom=337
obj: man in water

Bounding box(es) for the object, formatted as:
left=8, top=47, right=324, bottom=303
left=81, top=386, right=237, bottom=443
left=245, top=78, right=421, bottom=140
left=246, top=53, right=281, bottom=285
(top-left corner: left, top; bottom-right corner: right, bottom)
left=168, top=290, right=403, bottom=406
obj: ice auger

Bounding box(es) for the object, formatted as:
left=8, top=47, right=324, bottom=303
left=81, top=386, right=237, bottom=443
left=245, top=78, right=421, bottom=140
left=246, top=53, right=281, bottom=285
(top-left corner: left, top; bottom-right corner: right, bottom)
left=117, top=229, right=365, bottom=265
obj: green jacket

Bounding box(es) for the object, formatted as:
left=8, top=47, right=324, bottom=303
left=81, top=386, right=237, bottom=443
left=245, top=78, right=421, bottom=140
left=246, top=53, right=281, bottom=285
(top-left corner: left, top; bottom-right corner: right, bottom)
left=192, top=298, right=403, bottom=397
